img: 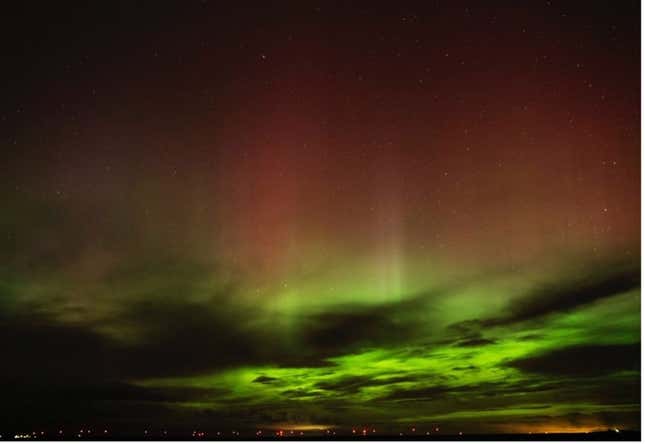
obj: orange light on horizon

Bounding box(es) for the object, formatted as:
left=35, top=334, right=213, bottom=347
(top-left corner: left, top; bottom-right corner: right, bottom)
left=500, top=422, right=615, bottom=434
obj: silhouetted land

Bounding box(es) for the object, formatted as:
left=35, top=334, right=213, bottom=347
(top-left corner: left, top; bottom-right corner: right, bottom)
left=0, top=430, right=640, bottom=441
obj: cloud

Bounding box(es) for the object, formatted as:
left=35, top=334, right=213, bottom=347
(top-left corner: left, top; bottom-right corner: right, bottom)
left=0, top=217, right=639, bottom=433
left=301, top=310, right=417, bottom=353
left=509, top=343, right=640, bottom=377
left=378, top=385, right=453, bottom=401
left=0, top=284, right=287, bottom=386
left=446, top=260, right=640, bottom=334
left=452, top=365, right=479, bottom=371
left=491, top=262, right=640, bottom=326
left=253, top=376, right=279, bottom=384
left=455, top=337, right=496, bottom=347
left=314, top=375, right=411, bottom=395
left=298, top=283, right=477, bottom=356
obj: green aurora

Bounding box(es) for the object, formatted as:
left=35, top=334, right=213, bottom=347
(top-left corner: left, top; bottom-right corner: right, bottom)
left=1, top=215, right=639, bottom=432
left=1, top=0, right=640, bottom=436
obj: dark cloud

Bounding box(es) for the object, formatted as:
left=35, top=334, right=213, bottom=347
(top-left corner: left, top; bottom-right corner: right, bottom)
left=302, top=310, right=416, bottom=353
left=0, top=281, right=291, bottom=385
left=452, top=365, right=479, bottom=371
left=445, top=321, right=498, bottom=348
left=0, top=315, right=117, bottom=385
left=0, top=301, right=249, bottom=428
left=446, top=261, right=640, bottom=335
left=115, top=297, right=271, bottom=378
left=448, top=319, right=484, bottom=335
left=0, top=382, right=219, bottom=404
left=252, top=376, right=278, bottom=384
left=0, top=371, right=222, bottom=430
left=493, top=263, right=640, bottom=326
left=314, top=376, right=369, bottom=393
left=378, top=385, right=453, bottom=401
left=315, top=376, right=412, bottom=395
left=509, top=343, right=640, bottom=377
left=279, top=389, right=318, bottom=398
left=299, top=285, right=471, bottom=355
left=455, top=337, right=496, bottom=347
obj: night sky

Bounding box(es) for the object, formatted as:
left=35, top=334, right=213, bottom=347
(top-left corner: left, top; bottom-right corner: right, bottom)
left=1, top=0, right=640, bottom=435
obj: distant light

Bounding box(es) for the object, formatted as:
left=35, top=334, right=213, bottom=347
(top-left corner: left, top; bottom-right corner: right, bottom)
left=615, top=429, right=620, bottom=433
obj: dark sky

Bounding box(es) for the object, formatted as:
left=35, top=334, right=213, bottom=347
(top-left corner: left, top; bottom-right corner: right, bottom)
left=0, top=0, right=640, bottom=435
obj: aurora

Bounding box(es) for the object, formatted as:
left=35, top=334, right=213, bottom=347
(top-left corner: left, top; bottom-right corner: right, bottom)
left=0, top=0, right=640, bottom=437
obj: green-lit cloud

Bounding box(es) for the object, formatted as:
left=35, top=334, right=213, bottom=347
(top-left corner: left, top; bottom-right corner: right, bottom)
left=1, top=194, right=638, bottom=433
